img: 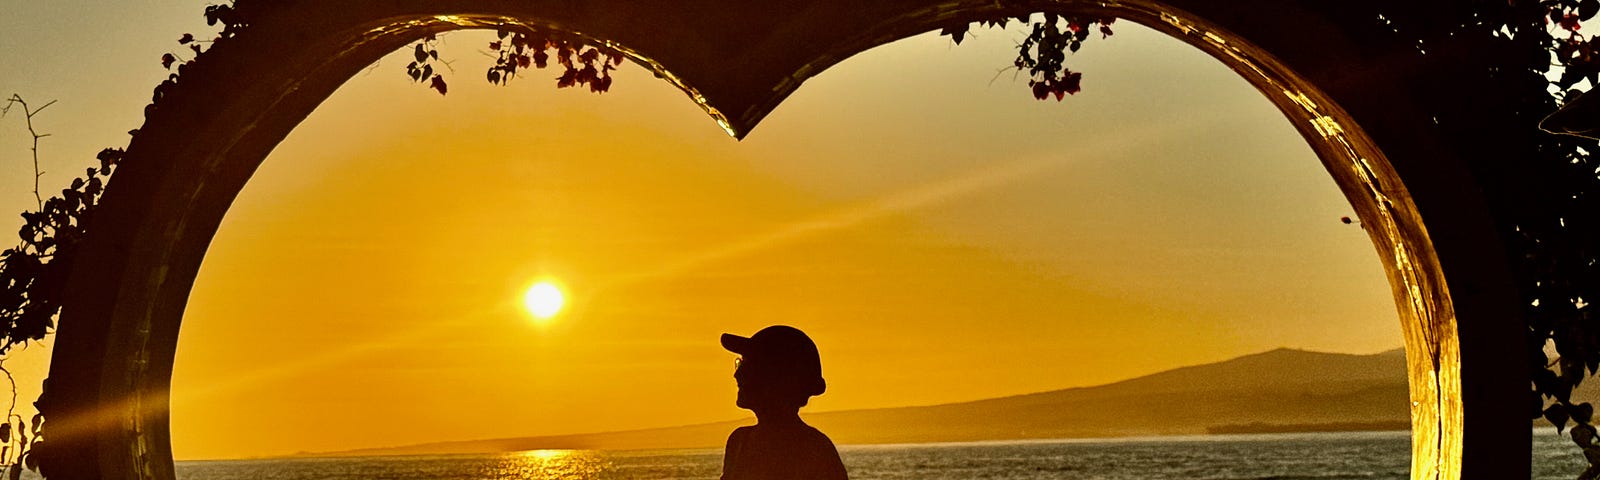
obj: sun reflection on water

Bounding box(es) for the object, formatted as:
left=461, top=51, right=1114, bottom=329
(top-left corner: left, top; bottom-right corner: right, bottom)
left=493, top=449, right=614, bottom=478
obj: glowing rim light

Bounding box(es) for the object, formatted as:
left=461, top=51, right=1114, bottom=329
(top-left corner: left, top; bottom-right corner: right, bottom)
left=523, top=282, right=566, bottom=320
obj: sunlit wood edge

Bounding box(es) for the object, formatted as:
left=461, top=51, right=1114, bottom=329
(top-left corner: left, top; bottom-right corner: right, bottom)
left=1120, top=4, right=1460, bottom=479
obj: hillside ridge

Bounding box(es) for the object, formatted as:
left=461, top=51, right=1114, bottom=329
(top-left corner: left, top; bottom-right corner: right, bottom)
left=295, top=347, right=1409, bottom=459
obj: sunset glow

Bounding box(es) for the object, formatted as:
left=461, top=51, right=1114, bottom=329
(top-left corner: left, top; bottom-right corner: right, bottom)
left=2, top=2, right=1405, bottom=461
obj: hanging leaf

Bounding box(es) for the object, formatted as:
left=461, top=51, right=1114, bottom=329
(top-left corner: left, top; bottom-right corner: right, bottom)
left=430, top=75, right=448, bottom=95
left=1548, top=403, right=1573, bottom=433
left=940, top=24, right=969, bottom=45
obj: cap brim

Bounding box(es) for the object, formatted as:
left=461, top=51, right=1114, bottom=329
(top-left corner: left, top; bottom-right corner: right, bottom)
left=721, top=333, right=752, bottom=354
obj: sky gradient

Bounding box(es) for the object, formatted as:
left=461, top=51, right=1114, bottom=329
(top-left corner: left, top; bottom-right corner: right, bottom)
left=3, top=2, right=1400, bottom=460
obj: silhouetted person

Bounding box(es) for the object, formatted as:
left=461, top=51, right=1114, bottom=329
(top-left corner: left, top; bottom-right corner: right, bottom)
left=720, top=325, right=848, bottom=480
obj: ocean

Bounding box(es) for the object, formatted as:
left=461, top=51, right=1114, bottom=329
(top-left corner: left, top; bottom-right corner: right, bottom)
left=169, top=430, right=1589, bottom=480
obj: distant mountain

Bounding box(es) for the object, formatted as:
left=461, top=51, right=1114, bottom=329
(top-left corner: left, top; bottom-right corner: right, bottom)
left=302, top=348, right=1409, bottom=458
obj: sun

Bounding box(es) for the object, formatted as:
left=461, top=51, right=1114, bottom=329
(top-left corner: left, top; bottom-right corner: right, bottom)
left=522, top=282, right=566, bottom=320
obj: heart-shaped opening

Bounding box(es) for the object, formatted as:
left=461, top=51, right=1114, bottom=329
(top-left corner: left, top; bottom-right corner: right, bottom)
left=163, top=15, right=1416, bottom=479
left=20, top=2, right=1505, bottom=479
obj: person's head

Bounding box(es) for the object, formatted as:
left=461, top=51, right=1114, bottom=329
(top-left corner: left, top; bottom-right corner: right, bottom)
left=721, top=325, right=827, bottom=411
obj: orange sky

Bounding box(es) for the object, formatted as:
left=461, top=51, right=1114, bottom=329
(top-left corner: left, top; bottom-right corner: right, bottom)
left=3, top=2, right=1400, bottom=461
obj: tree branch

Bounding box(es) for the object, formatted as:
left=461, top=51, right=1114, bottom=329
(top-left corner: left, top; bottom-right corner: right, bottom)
left=2, top=95, right=57, bottom=211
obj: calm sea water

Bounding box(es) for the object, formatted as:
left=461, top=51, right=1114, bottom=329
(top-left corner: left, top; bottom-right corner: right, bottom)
left=168, top=430, right=1592, bottom=480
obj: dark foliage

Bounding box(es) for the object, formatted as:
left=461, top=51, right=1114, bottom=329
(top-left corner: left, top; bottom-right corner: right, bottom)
left=941, top=14, right=1115, bottom=101
left=485, top=25, right=625, bottom=94
left=406, top=24, right=626, bottom=96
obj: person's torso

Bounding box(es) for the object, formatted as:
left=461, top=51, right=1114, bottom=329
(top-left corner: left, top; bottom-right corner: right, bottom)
left=724, top=425, right=846, bottom=480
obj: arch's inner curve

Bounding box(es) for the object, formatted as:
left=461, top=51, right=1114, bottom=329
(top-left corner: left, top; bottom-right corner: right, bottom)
left=40, top=2, right=1475, bottom=480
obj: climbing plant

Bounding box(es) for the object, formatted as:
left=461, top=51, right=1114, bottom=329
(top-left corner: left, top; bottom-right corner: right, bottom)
left=0, top=94, right=110, bottom=476
left=395, top=21, right=627, bottom=96
left=1514, top=0, right=1600, bottom=467
left=939, top=14, right=1116, bottom=101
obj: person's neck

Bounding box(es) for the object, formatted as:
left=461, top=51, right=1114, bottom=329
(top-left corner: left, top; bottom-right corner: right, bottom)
left=752, top=407, right=803, bottom=426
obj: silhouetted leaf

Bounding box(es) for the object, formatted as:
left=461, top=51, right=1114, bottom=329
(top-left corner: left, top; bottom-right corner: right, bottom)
left=1062, top=71, right=1083, bottom=95
left=430, top=75, right=448, bottom=95
left=161, top=54, right=176, bottom=69
left=941, top=25, right=968, bottom=45
left=1549, top=403, right=1572, bottom=433
left=414, top=44, right=428, bottom=63
left=1562, top=13, right=1584, bottom=31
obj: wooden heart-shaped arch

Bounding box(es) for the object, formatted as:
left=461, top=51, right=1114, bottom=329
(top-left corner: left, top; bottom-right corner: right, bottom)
left=37, top=1, right=1525, bottom=479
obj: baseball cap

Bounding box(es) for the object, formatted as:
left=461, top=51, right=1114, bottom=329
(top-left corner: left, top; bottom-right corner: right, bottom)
left=721, top=325, right=826, bottom=396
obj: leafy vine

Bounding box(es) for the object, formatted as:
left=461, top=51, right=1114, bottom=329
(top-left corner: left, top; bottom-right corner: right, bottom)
left=940, top=14, right=1116, bottom=101
left=402, top=24, right=627, bottom=96
left=0, top=94, right=116, bottom=475
left=1511, top=0, right=1600, bottom=444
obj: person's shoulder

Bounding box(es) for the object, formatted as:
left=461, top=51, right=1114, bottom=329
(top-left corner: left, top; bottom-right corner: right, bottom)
left=799, top=425, right=848, bottom=479
left=726, top=425, right=756, bottom=443
left=800, top=425, right=836, bottom=443
left=798, top=425, right=843, bottom=454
